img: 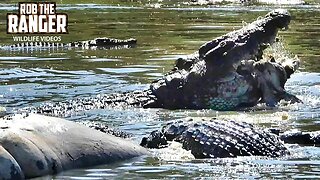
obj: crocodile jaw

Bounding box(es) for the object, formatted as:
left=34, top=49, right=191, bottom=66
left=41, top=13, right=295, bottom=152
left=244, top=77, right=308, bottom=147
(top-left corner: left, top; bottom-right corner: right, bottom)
left=149, top=9, right=294, bottom=110
left=200, top=9, right=291, bottom=75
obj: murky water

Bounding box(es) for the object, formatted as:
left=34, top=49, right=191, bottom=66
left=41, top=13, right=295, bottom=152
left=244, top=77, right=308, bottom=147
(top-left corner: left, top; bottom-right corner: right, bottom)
left=0, top=2, right=320, bottom=179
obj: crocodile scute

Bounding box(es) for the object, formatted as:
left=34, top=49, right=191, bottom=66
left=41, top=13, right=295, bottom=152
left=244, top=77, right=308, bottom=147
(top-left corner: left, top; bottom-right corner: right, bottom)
left=1, top=37, right=137, bottom=50
left=16, top=9, right=300, bottom=116
left=141, top=119, right=290, bottom=158
left=147, top=9, right=299, bottom=110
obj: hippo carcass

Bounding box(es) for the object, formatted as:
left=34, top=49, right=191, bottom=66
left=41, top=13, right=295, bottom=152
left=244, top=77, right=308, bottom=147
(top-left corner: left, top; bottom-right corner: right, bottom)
left=0, top=113, right=148, bottom=179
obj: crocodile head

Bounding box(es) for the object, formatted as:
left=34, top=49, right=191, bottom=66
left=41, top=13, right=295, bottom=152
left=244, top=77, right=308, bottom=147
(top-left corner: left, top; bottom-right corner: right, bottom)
left=189, top=9, right=295, bottom=108
left=199, top=9, right=291, bottom=74
left=149, top=9, right=297, bottom=110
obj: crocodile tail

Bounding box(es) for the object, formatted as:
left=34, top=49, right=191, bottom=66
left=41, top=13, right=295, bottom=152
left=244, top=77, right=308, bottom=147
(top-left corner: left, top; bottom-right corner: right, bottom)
left=280, top=130, right=320, bottom=146
left=31, top=90, right=156, bottom=117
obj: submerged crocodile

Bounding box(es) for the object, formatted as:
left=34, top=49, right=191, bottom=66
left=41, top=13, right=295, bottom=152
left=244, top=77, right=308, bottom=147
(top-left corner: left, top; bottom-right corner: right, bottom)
left=29, top=9, right=300, bottom=117
left=0, top=9, right=311, bottom=179
left=0, top=37, right=137, bottom=51
left=140, top=119, right=320, bottom=159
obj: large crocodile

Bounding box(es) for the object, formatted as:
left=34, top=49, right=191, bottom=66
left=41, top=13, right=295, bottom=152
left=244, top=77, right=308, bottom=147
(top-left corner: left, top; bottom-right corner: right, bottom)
left=140, top=119, right=320, bottom=159
left=0, top=9, right=306, bottom=179
left=29, top=9, right=300, bottom=117
left=147, top=8, right=299, bottom=109
left=0, top=37, right=137, bottom=51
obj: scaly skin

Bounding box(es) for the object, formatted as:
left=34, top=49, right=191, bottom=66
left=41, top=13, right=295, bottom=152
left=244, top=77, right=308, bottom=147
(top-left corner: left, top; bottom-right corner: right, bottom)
left=147, top=9, right=300, bottom=110
left=0, top=37, right=137, bottom=50
left=140, top=119, right=290, bottom=158
left=279, top=130, right=320, bottom=145
left=140, top=119, right=320, bottom=159
left=18, top=9, right=300, bottom=117
left=31, top=90, right=156, bottom=117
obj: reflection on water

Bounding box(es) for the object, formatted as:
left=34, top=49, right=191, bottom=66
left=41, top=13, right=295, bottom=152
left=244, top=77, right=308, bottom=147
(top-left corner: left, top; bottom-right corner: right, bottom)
left=0, top=3, right=320, bottom=179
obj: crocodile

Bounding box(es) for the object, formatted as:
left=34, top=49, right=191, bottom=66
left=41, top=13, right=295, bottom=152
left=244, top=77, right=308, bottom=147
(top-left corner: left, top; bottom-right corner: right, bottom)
left=140, top=119, right=320, bottom=159
left=146, top=8, right=300, bottom=109
left=28, top=9, right=300, bottom=117
left=0, top=9, right=306, bottom=179
left=0, top=37, right=137, bottom=51
left=1, top=115, right=318, bottom=179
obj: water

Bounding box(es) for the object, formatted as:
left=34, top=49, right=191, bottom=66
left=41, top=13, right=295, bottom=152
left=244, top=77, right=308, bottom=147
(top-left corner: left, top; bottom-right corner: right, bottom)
left=0, top=2, right=320, bottom=179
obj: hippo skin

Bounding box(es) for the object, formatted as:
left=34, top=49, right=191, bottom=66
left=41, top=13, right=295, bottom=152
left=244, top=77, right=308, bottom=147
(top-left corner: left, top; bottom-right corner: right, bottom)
left=0, top=113, right=148, bottom=179
left=0, top=9, right=306, bottom=179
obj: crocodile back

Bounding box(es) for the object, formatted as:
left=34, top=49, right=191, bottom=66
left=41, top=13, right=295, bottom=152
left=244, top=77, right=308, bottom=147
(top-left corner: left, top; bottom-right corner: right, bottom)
left=142, top=119, right=289, bottom=159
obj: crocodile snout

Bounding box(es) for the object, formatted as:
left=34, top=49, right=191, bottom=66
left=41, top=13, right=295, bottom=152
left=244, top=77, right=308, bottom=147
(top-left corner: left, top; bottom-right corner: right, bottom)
left=266, top=9, right=291, bottom=30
